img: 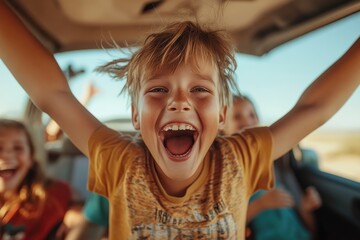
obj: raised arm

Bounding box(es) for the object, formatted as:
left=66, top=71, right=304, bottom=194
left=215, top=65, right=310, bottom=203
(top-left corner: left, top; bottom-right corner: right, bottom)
left=45, top=81, right=99, bottom=142
left=270, top=38, right=360, bottom=160
left=0, top=1, right=101, bottom=156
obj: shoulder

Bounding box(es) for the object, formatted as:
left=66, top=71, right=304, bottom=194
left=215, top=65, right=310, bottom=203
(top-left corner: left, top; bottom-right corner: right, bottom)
left=89, top=125, right=125, bottom=145
left=89, top=125, right=143, bottom=152
left=214, top=127, right=274, bottom=176
left=89, top=126, right=146, bottom=166
left=238, top=127, right=272, bottom=144
left=216, top=127, right=272, bottom=151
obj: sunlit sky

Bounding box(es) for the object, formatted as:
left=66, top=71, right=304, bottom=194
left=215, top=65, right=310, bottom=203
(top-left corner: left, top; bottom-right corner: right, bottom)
left=1, top=12, right=360, bottom=131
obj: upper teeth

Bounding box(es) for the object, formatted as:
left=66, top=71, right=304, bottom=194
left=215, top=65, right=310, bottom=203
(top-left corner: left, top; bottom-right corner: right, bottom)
left=163, top=123, right=195, bottom=131
left=0, top=166, right=16, bottom=171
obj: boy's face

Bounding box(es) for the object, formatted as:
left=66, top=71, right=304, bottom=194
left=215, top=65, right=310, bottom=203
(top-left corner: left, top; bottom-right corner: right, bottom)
left=224, top=99, right=258, bottom=135
left=0, top=128, right=33, bottom=193
left=132, top=62, right=226, bottom=182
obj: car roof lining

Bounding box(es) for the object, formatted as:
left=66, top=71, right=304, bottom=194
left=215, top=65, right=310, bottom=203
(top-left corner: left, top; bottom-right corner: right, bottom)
left=6, top=0, right=360, bottom=55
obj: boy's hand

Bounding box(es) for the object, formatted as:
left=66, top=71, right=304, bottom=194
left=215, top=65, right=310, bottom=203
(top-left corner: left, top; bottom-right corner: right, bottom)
left=301, top=186, right=322, bottom=212
left=259, top=188, right=295, bottom=209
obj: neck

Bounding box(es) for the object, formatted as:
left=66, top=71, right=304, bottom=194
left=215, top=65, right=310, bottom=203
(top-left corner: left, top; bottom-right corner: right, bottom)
left=155, top=162, right=204, bottom=197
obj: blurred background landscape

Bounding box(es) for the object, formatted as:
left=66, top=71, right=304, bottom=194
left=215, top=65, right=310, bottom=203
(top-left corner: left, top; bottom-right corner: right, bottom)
left=302, top=132, right=360, bottom=182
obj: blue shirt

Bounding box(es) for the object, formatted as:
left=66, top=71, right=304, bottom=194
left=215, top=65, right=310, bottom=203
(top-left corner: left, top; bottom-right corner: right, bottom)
left=83, top=192, right=109, bottom=227
left=249, top=188, right=311, bottom=240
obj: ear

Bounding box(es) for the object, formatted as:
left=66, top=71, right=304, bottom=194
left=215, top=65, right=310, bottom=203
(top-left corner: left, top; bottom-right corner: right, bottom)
left=131, top=104, right=140, bottom=130
left=218, top=105, right=227, bottom=130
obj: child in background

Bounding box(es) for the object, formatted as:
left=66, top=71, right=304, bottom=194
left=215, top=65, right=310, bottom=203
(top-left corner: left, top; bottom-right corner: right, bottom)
left=1, top=1, right=359, bottom=238
left=223, top=95, right=322, bottom=240
left=65, top=192, right=109, bottom=240
left=222, top=95, right=259, bottom=134
left=0, top=119, right=71, bottom=239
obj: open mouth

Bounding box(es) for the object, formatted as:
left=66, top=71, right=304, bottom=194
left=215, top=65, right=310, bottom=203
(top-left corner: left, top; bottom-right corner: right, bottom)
left=160, top=123, right=198, bottom=160
left=0, top=167, right=17, bottom=180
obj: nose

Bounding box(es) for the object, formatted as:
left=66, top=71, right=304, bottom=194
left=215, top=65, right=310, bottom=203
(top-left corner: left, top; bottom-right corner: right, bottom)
left=0, top=148, right=13, bottom=160
left=167, top=90, right=191, bottom=112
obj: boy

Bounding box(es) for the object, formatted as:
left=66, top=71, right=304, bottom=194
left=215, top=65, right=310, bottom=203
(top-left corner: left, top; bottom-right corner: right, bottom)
left=1, top=2, right=359, bottom=239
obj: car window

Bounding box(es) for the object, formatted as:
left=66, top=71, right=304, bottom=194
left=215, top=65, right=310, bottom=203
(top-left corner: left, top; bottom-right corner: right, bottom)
left=53, top=49, right=133, bottom=121
left=0, top=60, right=28, bottom=119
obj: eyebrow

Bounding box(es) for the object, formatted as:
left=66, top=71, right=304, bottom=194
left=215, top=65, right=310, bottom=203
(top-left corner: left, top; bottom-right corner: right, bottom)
left=147, top=73, right=215, bottom=84
left=146, top=75, right=163, bottom=82
left=194, top=73, right=215, bottom=83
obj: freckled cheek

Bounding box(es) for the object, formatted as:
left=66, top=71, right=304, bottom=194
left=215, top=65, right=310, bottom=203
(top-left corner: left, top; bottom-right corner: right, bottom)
left=195, top=98, right=222, bottom=130
left=141, top=97, right=165, bottom=114
left=19, top=154, right=32, bottom=168
left=139, top=97, right=166, bottom=130
left=194, top=97, right=220, bottom=113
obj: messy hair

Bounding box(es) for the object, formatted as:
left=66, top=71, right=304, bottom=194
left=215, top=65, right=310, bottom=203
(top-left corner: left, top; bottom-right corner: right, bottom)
left=98, top=21, right=240, bottom=107
left=0, top=119, right=47, bottom=218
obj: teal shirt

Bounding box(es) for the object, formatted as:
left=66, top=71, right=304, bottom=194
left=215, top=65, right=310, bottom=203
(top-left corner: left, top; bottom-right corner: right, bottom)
left=249, top=189, right=311, bottom=240
left=83, top=192, right=109, bottom=227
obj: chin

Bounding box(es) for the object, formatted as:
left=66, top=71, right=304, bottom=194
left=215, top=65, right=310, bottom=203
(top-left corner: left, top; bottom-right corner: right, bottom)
left=163, top=163, right=199, bottom=181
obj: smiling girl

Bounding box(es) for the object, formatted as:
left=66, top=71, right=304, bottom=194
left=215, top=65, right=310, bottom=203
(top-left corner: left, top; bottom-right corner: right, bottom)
left=0, top=119, right=71, bottom=239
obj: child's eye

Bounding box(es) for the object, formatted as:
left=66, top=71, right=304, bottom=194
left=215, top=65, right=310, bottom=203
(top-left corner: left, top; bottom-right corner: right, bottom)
left=191, top=87, right=210, bottom=93
left=148, top=87, right=168, bottom=93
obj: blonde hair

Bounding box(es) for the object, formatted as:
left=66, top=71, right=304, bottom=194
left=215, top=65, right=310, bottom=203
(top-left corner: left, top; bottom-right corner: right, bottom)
left=232, top=94, right=259, bottom=121
left=0, top=119, right=47, bottom=219
left=98, top=21, right=240, bottom=107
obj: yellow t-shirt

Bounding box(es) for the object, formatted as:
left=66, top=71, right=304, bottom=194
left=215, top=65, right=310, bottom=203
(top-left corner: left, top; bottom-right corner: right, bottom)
left=88, top=126, right=273, bottom=240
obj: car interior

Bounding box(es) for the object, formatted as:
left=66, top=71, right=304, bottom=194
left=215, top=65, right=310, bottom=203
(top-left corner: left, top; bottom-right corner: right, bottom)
left=1, top=0, right=360, bottom=239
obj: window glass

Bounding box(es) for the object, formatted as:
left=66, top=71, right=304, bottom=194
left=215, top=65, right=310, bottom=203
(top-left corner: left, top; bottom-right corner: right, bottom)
left=41, top=49, right=134, bottom=127
left=0, top=60, right=28, bottom=119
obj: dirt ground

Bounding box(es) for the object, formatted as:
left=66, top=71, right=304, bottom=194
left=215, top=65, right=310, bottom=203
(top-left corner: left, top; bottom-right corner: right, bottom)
left=300, top=131, right=360, bottom=182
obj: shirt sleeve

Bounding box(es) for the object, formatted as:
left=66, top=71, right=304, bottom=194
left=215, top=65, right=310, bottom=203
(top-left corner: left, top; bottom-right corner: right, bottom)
left=87, top=125, right=143, bottom=198
left=229, top=127, right=274, bottom=197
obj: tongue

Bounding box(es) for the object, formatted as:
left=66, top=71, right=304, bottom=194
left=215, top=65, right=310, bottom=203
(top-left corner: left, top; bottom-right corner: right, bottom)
left=165, top=135, right=193, bottom=155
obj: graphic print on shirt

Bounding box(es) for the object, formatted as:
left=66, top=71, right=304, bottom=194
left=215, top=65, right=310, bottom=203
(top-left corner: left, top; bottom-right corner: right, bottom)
left=129, top=199, right=237, bottom=239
